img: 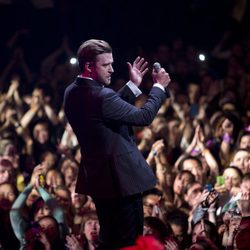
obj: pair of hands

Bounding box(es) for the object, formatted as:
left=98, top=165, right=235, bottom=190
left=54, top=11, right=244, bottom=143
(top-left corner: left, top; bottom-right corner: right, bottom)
left=186, top=124, right=205, bottom=155
left=30, top=163, right=49, bottom=189
left=25, top=228, right=51, bottom=249
left=6, top=78, right=20, bottom=98
left=128, top=56, right=171, bottom=88
left=65, top=235, right=83, bottom=250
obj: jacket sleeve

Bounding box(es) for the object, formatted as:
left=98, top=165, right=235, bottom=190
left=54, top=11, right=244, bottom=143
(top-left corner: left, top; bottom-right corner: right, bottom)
left=118, top=81, right=142, bottom=104
left=102, top=86, right=168, bottom=126
left=10, top=184, right=32, bottom=243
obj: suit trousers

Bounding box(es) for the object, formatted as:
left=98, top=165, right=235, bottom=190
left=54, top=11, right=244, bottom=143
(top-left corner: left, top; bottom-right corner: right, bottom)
left=93, top=193, right=143, bottom=250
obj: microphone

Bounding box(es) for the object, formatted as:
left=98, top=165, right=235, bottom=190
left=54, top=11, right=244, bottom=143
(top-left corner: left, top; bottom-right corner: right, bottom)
left=153, top=62, right=161, bottom=73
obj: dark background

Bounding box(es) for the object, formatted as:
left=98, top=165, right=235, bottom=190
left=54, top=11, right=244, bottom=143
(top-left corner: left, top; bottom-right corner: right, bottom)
left=0, top=0, right=249, bottom=77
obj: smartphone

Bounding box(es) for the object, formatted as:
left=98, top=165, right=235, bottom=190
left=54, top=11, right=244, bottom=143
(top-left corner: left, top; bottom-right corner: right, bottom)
left=39, top=174, right=45, bottom=187
left=216, top=176, right=225, bottom=186
left=204, top=183, right=213, bottom=192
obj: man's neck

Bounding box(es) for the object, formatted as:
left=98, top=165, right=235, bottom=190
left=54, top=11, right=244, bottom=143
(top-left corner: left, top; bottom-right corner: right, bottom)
left=79, top=73, right=93, bottom=80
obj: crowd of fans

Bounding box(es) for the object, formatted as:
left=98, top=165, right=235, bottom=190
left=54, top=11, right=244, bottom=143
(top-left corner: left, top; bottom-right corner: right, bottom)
left=0, top=25, right=250, bottom=250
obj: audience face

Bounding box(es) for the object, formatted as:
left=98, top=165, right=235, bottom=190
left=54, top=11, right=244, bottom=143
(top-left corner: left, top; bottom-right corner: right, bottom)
left=38, top=216, right=59, bottom=242
left=31, top=88, right=44, bottom=107
left=63, top=165, right=78, bottom=188
left=184, top=183, right=203, bottom=208
left=71, top=192, right=87, bottom=209
left=33, top=200, right=51, bottom=221
left=182, top=159, right=203, bottom=184
left=41, top=151, right=57, bottom=171
left=239, top=134, right=250, bottom=149
left=0, top=159, right=14, bottom=184
left=231, top=150, right=250, bottom=174
left=0, top=183, right=17, bottom=210
left=222, top=118, right=234, bottom=136
left=33, top=123, right=49, bottom=144
left=83, top=218, right=100, bottom=242
left=2, top=143, right=19, bottom=169
left=170, top=223, right=185, bottom=243
left=192, top=222, right=207, bottom=243
left=173, top=172, right=193, bottom=195
left=214, top=117, right=234, bottom=138
left=143, top=194, right=161, bottom=217
left=223, top=168, right=242, bottom=191
left=241, top=179, right=250, bottom=195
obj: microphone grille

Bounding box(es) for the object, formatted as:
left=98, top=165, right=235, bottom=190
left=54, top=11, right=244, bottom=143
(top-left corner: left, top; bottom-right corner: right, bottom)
left=153, top=62, right=161, bottom=73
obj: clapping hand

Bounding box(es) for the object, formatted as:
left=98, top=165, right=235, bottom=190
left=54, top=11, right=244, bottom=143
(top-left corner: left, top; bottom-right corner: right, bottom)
left=65, top=234, right=83, bottom=250
left=127, top=56, right=148, bottom=87
left=237, top=192, right=250, bottom=217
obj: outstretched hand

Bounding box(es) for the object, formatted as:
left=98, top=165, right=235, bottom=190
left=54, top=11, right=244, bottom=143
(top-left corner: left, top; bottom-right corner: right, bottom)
left=127, top=56, right=148, bottom=87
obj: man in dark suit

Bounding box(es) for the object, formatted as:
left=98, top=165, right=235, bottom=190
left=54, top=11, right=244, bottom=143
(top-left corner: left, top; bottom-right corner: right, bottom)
left=64, top=39, right=171, bottom=249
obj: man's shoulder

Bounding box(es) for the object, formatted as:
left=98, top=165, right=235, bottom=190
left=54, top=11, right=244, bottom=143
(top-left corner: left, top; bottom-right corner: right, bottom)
left=100, top=86, right=116, bottom=95
left=65, top=80, right=77, bottom=92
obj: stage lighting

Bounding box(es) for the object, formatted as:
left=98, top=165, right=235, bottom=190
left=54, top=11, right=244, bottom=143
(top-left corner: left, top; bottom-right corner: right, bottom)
left=198, top=54, right=206, bottom=61
left=70, top=57, right=77, bottom=65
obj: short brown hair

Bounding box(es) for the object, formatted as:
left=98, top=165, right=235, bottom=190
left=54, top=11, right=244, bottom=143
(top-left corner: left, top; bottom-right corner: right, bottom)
left=77, top=39, right=112, bottom=72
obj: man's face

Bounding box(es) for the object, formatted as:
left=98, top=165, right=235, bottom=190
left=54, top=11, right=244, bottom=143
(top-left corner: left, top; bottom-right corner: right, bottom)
left=91, top=53, right=114, bottom=85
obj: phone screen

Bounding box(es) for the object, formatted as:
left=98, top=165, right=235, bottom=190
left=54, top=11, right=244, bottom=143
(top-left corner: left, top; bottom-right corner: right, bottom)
left=216, top=176, right=225, bottom=186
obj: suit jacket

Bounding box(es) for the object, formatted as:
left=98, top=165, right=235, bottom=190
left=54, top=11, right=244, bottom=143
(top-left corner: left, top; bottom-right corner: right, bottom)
left=64, top=77, right=169, bottom=198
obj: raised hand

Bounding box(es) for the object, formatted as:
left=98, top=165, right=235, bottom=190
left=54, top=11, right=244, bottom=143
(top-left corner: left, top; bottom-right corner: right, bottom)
left=127, top=56, right=148, bottom=86
left=7, top=78, right=20, bottom=98
left=30, top=163, right=45, bottom=186
left=237, top=192, right=250, bottom=217
left=65, top=234, right=83, bottom=250
left=37, top=232, right=51, bottom=249
left=165, top=236, right=180, bottom=250
left=151, top=139, right=165, bottom=157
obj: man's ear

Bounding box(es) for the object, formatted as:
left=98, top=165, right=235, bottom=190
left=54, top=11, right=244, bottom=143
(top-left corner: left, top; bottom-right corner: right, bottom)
left=85, top=62, right=92, bottom=72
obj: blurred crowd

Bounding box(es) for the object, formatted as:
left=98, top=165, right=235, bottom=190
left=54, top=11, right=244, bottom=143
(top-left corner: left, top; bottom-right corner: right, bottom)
left=0, top=25, right=250, bottom=250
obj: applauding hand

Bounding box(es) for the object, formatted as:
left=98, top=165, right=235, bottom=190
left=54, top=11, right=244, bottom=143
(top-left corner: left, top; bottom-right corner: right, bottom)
left=127, top=56, right=148, bottom=86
